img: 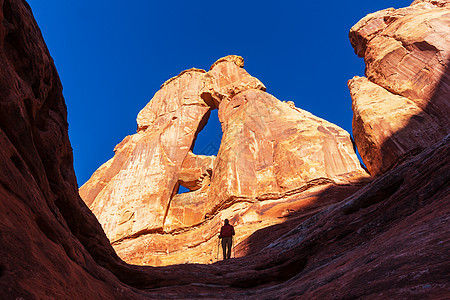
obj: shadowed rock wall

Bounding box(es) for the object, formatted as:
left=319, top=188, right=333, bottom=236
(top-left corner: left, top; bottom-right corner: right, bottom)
left=0, top=0, right=145, bottom=298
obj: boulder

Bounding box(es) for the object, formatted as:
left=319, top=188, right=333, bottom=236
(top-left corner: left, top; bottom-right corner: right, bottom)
left=349, top=76, right=444, bottom=175
left=178, top=151, right=214, bottom=191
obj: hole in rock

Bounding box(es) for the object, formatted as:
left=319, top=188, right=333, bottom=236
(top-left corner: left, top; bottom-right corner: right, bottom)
left=177, top=109, right=222, bottom=195
left=178, top=185, right=190, bottom=194
left=192, top=109, right=222, bottom=156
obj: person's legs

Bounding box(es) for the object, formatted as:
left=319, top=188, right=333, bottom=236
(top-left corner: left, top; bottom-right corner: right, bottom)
left=226, top=238, right=232, bottom=259
left=222, top=237, right=233, bottom=260
left=221, top=238, right=227, bottom=260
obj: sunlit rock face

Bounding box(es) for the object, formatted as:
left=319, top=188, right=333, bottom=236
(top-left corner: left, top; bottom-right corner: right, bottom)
left=79, top=56, right=266, bottom=246
left=80, top=69, right=213, bottom=243
left=348, top=0, right=450, bottom=175
left=208, top=89, right=367, bottom=213
left=81, top=56, right=368, bottom=266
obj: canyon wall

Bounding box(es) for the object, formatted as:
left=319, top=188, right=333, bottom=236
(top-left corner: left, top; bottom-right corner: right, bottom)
left=0, top=0, right=144, bottom=298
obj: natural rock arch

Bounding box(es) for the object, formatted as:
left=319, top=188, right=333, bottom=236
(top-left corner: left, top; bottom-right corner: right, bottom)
left=80, top=56, right=369, bottom=265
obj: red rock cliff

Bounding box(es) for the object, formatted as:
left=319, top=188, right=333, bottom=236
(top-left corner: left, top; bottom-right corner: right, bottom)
left=0, top=0, right=149, bottom=298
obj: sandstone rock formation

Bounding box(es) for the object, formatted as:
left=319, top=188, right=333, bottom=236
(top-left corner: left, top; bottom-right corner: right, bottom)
left=79, top=57, right=266, bottom=244
left=348, top=0, right=450, bottom=175
left=211, top=89, right=366, bottom=201
left=1, top=0, right=449, bottom=299
left=80, top=55, right=369, bottom=265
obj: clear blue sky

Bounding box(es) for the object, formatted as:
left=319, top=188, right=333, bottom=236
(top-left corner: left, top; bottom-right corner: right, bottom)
left=27, top=0, right=413, bottom=186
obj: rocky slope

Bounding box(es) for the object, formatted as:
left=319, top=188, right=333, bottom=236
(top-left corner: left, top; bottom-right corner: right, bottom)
left=0, top=0, right=449, bottom=299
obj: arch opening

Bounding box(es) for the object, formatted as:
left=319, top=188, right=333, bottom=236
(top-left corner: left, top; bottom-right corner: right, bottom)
left=177, top=108, right=222, bottom=195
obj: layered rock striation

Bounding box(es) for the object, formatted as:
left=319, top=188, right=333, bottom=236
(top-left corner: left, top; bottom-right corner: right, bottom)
left=210, top=89, right=366, bottom=209
left=348, top=0, right=450, bottom=175
left=80, top=55, right=369, bottom=265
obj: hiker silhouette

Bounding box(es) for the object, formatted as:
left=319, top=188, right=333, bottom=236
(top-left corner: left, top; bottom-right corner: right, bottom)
left=219, top=219, right=235, bottom=260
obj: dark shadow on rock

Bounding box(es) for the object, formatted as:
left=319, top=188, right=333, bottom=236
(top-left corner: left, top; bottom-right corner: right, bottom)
left=215, top=135, right=449, bottom=298
left=237, top=184, right=366, bottom=257
left=379, top=60, right=450, bottom=174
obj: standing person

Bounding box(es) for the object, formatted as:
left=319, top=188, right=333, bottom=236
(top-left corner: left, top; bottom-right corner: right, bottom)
left=219, top=219, right=235, bottom=260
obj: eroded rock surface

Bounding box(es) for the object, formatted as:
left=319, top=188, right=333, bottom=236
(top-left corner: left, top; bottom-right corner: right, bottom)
left=81, top=55, right=368, bottom=265
left=208, top=89, right=367, bottom=213
left=348, top=0, right=450, bottom=175
left=79, top=59, right=265, bottom=243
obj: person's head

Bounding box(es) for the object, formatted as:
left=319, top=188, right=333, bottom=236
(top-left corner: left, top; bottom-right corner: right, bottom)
left=224, top=219, right=229, bottom=225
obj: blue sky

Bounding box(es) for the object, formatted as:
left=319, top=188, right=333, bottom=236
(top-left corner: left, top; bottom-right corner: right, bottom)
left=27, top=0, right=413, bottom=186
